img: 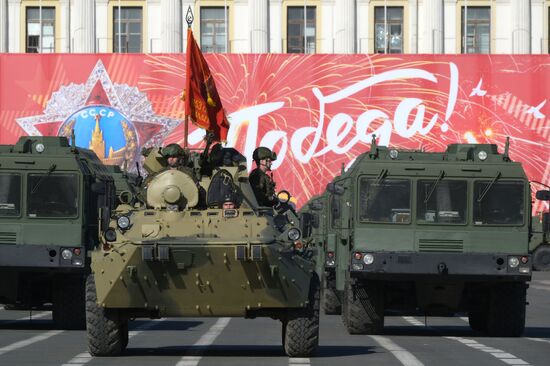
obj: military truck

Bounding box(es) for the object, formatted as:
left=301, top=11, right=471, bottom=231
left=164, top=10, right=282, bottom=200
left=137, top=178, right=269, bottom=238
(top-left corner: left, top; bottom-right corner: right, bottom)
left=322, top=137, right=537, bottom=337
left=299, top=193, right=342, bottom=314
left=530, top=204, right=550, bottom=272
left=86, top=146, right=320, bottom=357
left=0, top=136, right=116, bottom=329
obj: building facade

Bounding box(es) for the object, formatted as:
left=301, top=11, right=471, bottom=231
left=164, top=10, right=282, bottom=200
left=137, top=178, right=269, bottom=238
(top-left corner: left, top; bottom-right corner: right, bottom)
left=0, top=0, right=548, bottom=54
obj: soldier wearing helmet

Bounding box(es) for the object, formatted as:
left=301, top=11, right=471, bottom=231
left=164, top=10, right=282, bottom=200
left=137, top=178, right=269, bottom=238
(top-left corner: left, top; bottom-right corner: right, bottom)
left=249, top=147, right=277, bottom=207
left=161, top=143, right=187, bottom=169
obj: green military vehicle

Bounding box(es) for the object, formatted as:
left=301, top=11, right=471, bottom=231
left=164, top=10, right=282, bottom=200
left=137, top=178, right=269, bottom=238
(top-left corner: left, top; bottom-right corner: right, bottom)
left=322, top=138, right=538, bottom=337
left=0, top=136, right=116, bottom=329
left=299, top=193, right=342, bottom=314
left=530, top=194, right=550, bottom=271
left=86, top=146, right=320, bottom=357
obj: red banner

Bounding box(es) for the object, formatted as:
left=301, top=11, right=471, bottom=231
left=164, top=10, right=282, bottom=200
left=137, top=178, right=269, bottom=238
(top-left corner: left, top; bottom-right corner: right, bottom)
left=0, top=54, right=549, bottom=212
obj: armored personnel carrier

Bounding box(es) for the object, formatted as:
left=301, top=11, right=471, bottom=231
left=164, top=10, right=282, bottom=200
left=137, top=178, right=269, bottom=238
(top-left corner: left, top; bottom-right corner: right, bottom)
left=0, top=136, right=116, bottom=329
left=530, top=190, right=550, bottom=271
left=319, top=137, right=540, bottom=337
left=86, top=146, right=320, bottom=357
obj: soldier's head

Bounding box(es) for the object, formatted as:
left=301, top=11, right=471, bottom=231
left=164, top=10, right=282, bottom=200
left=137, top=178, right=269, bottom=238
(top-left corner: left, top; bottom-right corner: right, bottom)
left=252, top=147, right=277, bottom=172
left=161, top=143, right=186, bottom=168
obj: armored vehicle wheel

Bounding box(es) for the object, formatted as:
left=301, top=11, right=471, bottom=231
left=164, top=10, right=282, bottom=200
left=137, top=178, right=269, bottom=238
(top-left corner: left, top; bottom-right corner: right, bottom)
left=323, top=274, right=341, bottom=315
left=86, top=274, right=128, bottom=356
left=343, top=280, right=384, bottom=335
left=487, top=283, right=526, bottom=337
left=283, top=274, right=320, bottom=357
left=533, top=245, right=550, bottom=271
left=52, top=276, right=86, bottom=330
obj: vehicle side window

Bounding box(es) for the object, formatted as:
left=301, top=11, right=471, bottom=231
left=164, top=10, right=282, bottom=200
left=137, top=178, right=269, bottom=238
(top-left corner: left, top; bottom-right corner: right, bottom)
left=330, top=194, right=340, bottom=228
left=27, top=174, right=78, bottom=218
left=359, top=178, right=411, bottom=223
left=473, top=180, right=524, bottom=225
left=0, top=174, right=21, bottom=217
left=417, top=180, right=467, bottom=224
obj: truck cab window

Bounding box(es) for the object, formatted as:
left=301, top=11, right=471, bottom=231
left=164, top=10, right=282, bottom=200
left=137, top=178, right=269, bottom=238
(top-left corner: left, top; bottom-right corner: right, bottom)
left=27, top=174, right=78, bottom=217
left=0, top=174, right=21, bottom=216
left=417, top=180, right=467, bottom=224
left=474, top=180, right=524, bottom=225
left=360, top=178, right=411, bottom=223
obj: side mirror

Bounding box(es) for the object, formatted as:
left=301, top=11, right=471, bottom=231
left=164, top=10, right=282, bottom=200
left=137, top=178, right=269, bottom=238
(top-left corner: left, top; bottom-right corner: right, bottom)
left=536, top=190, right=550, bottom=201
left=326, top=182, right=345, bottom=195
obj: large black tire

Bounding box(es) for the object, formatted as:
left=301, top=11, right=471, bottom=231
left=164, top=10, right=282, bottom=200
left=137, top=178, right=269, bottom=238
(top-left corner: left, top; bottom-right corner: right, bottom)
left=533, top=245, right=550, bottom=271
left=343, top=280, right=384, bottom=335
left=283, top=274, right=320, bottom=357
left=52, top=276, right=86, bottom=330
left=86, top=274, right=127, bottom=356
left=468, top=294, right=489, bottom=332
left=323, top=274, right=341, bottom=315
left=487, top=283, right=526, bottom=337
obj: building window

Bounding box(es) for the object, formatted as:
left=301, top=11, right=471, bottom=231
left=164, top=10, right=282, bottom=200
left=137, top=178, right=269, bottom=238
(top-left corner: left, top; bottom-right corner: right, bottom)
left=113, top=7, right=142, bottom=53
left=461, top=7, right=490, bottom=54
left=200, top=7, right=228, bottom=53
left=287, top=6, right=316, bottom=53
left=374, top=7, right=403, bottom=53
left=26, top=7, right=55, bottom=53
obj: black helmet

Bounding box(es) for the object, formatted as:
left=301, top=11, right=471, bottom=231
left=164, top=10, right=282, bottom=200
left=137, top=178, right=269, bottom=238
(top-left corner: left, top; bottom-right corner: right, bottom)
left=252, top=147, right=277, bottom=162
left=161, top=143, right=185, bottom=158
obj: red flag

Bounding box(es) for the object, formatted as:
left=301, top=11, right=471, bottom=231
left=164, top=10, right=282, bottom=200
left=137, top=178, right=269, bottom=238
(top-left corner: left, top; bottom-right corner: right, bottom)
left=184, top=28, right=229, bottom=142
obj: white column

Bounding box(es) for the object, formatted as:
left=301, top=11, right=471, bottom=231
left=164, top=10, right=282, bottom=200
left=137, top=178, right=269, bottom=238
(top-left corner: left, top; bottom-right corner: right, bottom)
left=95, top=0, right=109, bottom=52
left=269, top=0, right=282, bottom=52
left=443, top=0, right=456, bottom=54
left=73, top=0, right=95, bottom=52
left=58, top=0, right=70, bottom=52
left=161, top=0, right=182, bottom=52
left=232, top=0, right=249, bottom=52
left=357, top=0, right=370, bottom=53
left=532, top=0, right=544, bottom=53
left=7, top=0, right=19, bottom=52
left=320, top=0, right=334, bottom=53
left=409, top=0, right=419, bottom=53
left=0, top=0, right=7, bottom=52
left=249, top=0, right=268, bottom=52
left=333, top=0, right=355, bottom=53
left=422, top=0, right=443, bottom=53
left=511, top=0, right=530, bottom=53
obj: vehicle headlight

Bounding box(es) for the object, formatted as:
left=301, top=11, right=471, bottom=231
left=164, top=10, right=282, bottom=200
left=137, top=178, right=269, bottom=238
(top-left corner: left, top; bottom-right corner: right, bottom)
left=508, top=256, right=519, bottom=268
left=35, top=143, right=45, bottom=153
left=389, top=149, right=399, bottom=159
left=363, top=253, right=374, bottom=265
left=61, top=249, right=72, bottom=260
left=117, top=215, right=131, bottom=230
left=288, top=228, right=301, bottom=241
left=478, top=150, right=488, bottom=161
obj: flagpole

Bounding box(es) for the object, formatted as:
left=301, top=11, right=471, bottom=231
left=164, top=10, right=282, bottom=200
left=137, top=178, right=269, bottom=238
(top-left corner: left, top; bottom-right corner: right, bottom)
left=184, top=6, right=194, bottom=149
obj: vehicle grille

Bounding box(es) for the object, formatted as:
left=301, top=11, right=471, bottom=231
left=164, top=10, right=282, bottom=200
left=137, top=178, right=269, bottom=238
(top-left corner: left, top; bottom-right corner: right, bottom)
left=418, top=239, right=463, bottom=253
left=0, top=232, right=17, bottom=244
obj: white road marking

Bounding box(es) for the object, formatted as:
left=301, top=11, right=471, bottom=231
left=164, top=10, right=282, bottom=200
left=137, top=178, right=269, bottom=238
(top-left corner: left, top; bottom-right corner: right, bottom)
left=0, top=330, right=64, bottom=355
left=60, top=318, right=166, bottom=366
left=370, top=335, right=424, bottom=366
left=525, top=338, right=550, bottom=345
left=0, top=311, right=50, bottom=325
left=529, top=284, right=550, bottom=292
left=289, top=357, right=311, bottom=366
left=446, top=337, right=531, bottom=366
left=175, top=317, right=231, bottom=366
left=402, top=316, right=425, bottom=327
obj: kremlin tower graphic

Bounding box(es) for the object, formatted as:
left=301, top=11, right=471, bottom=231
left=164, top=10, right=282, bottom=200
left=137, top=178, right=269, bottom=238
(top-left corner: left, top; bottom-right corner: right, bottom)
left=88, top=114, right=127, bottom=164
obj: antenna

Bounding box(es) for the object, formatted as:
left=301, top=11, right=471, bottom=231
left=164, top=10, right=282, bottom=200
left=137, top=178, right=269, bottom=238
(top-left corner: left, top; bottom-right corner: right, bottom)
left=369, top=134, right=378, bottom=159
left=71, top=129, right=76, bottom=149
left=503, top=136, right=510, bottom=161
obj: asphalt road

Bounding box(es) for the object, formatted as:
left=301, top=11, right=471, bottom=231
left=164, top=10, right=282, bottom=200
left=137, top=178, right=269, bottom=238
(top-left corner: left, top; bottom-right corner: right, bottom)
left=1, top=272, right=550, bottom=366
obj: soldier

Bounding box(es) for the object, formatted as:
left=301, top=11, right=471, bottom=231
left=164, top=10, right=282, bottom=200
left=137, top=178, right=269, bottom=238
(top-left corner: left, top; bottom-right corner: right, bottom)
left=249, top=147, right=277, bottom=207
left=161, top=143, right=187, bottom=169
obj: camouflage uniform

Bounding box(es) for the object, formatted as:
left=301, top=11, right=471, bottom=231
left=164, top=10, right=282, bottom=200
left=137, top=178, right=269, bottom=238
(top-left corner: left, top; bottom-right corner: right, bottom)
left=250, top=147, right=277, bottom=207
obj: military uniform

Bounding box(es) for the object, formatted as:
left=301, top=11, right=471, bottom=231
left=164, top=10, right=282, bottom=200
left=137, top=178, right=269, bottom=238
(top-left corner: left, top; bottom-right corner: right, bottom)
left=250, top=147, right=277, bottom=207
left=249, top=169, right=276, bottom=206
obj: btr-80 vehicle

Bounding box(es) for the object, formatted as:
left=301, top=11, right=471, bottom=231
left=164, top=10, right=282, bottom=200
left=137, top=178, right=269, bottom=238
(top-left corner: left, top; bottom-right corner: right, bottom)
left=0, top=136, right=116, bottom=329
left=315, top=137, right=540, bottom=337
left=86, top=146, right=320, bottom=357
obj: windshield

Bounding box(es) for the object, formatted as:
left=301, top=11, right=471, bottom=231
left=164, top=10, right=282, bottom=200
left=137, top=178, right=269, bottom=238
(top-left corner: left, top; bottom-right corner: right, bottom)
left=0, top=174, right=21, bottom=217
left=417, top=180, right=467, bottom=224
left=359, top=178, right=411, bottom=223
left=473, top=180, right=524, bottom=225
left=27, top=174, right=78, bottom=218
